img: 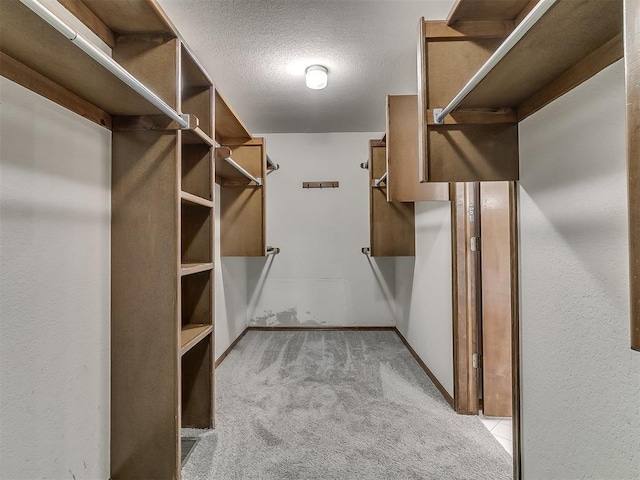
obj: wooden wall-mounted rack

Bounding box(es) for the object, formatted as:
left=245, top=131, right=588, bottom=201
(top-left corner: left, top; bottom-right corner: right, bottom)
left=419, top=0, right=639, bottom=350
left=363, top=138, right=415, bottom=257
left=418, top=0, right=622, bottom=183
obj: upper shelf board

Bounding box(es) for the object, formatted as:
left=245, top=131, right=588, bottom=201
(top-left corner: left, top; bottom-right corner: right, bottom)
left=447, top=0, right=533, bottom=24
left=215, top=90, right=252, bottom=144
left=451, top=0, right=622, bottom=111
left=0, top=0, right=168, bottom=117
left=77, top=0, right=175, bottom=35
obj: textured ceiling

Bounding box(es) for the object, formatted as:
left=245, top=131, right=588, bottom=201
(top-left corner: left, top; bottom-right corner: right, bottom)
left=157, top=0, right=456, bottom=133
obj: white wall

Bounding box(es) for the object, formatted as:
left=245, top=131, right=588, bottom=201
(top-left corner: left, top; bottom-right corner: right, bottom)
left=245, top=132, right=396, bottom=326
left=0, top=79, right=111, bottom=479
left=519, top=60, right=640, bottom=479
left=395, top=202, right=453, bottom=396
left=214, top=184, right=249, bottom=360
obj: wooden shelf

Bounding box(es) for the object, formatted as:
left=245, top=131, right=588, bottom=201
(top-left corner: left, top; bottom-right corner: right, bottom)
left=182, top=128, right=215, bottom=147
left=215, top=90, right=252, bottom=144
left=180, top=191, right=213, bottom=209
left=0, top=0, right=170, bottom=118
left=180, top=263, right=213, bottom=276
left=453, top=0, right=623, bottom=118
left=70, top=0, right=175, bottom=35
left=446, top=0, right=531, bottom=24
left=180, top=324, right=213, bottom=356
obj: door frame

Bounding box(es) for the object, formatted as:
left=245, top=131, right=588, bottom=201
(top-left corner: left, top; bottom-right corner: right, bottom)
left=450, top=181, right=521, bottom=479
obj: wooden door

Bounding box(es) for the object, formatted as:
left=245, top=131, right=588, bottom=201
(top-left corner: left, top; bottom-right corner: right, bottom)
left=479, top=181, right=515, bottom=417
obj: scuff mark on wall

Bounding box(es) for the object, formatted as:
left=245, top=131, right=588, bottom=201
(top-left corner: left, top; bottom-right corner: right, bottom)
left=250, top=307, right=326, bottom=326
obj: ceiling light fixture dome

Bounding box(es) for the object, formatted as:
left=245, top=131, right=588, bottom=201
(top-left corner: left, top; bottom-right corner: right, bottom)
left=305, top=65, right=328, bottom=90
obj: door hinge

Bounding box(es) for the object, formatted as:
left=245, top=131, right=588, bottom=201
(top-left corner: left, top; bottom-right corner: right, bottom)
left=472, top=353, right=482, bottom=369
left=471, top=236, right=481, bottom=252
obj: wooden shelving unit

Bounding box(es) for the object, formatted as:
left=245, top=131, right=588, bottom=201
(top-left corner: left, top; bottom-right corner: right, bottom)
left=215, top=92, right=269, bottom=257
left=418, top=0, right=622, bottom=183
left=0, top=1, right=219, bottom=478
left=386, top=95, right=449, bottom=202
left=451, top=1, right=623, bottom=119
left=429, top=0, right=639, bottom=348
left=365, top=138, right=415, bottom=257
left=0, top=0, right=169, bottom=127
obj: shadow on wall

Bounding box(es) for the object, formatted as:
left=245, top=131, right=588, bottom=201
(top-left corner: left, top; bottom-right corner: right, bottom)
left=364, top=255, right=396, bottom=321
left=244, top=253, right=396, bottom=326
left=394, top=257, right=416, bottom=331
left=244, top=255, right=322, bottom=327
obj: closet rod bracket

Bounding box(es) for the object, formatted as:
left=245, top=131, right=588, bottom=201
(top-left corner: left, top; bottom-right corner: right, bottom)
left=433, top=108, right=444, bottom=125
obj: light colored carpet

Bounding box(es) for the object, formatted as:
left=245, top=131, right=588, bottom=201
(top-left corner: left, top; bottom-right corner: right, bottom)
left=182, top=330, right=512, bottom=479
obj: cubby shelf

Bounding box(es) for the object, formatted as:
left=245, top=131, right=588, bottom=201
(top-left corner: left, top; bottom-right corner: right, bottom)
left=180, top=324, right=213, bottom=356
left=180, top=191, right=214, bottom=209
left=180, top=263, right=214, bottom=276
left=183, top=127, right=216, bottom=147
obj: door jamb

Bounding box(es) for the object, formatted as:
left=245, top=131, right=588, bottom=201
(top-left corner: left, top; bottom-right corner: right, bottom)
left=450, top=181, right=522, bottom=479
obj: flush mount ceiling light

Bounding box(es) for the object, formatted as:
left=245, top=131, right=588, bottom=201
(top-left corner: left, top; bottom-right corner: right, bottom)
left=305, top=65, right=328, bottom=90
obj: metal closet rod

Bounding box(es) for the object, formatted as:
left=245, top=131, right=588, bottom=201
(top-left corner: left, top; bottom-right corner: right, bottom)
left=375, top=171, right=388, bottom=187
left=224, top=156, right=262, bottom=185
left=267, top=155, right=280, bottom=170
left=433, top=0, right=558, bottom=125
left=20, top=0, right=189, bottom=129
left=215, top=146, right=262, bottom=185
left=266, top=246, right=280, bottom=255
